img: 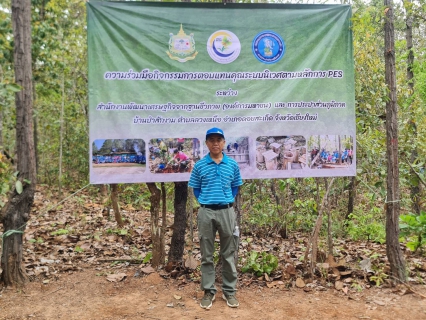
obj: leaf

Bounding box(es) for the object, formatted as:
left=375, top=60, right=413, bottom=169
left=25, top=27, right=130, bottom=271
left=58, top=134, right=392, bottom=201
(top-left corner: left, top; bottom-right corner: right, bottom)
left=15, top=180, right=23, bottom=194
left=335, top=281, right=344, bottom=290
left=143, top=252, right=152, bottom=264
left=295, top=278, right=305, bottom=288
left=106, top=273, right=127, bottom=282
left=6, top=83, right=22, bottom=92
left=141, top=266, right=155, bottom=274
left=184, top=255, right=198, bottom=269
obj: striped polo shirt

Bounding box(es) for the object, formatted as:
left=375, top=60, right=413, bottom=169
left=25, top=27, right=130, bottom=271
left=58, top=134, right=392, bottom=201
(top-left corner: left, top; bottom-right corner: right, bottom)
left=189, top=152, right=243, bottom=205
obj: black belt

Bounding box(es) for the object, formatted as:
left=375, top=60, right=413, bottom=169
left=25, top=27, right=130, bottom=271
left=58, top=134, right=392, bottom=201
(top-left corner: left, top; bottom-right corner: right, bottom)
left=201, top=203, right=234, bottom=210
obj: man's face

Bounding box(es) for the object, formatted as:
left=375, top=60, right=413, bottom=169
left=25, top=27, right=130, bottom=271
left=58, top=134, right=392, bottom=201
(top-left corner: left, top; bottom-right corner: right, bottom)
left=206, top=134, right=225, bottom=157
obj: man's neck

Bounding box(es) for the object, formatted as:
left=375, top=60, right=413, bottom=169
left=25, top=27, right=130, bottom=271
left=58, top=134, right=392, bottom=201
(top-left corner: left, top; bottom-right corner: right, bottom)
left=210, top=152, right=223, bottom=164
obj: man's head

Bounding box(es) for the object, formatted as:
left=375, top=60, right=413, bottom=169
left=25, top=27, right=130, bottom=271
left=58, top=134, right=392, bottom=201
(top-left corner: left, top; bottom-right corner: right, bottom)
left=205, top=127, right=225, bottom=141
left=173, top=149, right=179, bottom=154
left=205, top=127, right=225, bottom=157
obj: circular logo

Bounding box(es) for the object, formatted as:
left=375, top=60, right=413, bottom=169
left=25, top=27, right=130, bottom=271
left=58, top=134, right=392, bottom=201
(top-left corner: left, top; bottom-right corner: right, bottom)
left=252, top=31, right=285, bottom=64
left=207, top=30, right=241, bottom=64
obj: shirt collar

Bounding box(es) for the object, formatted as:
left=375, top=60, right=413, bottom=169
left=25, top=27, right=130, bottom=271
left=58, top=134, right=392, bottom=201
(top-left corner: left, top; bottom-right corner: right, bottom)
left=206, top=152, right=228, bottom=164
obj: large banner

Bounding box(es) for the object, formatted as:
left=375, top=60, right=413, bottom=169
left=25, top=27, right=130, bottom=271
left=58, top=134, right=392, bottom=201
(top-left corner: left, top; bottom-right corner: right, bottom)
left=87, top=2, right=355, bottom=184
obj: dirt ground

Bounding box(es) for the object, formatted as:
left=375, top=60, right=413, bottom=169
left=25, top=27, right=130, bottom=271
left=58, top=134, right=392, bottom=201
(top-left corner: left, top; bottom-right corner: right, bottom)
left=1, top=267, right=425, bottom=320
left=1, top=186, right=425, bottom=319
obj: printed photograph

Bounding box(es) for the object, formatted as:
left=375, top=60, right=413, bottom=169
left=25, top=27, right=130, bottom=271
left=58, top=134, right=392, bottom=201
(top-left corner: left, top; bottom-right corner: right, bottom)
left=256, top=136, right=307, bottom=170
left=307, top=135, right=354, bottom=169
left=92, top=139, right=146, bottom=175
left=148, top=138, right=200, bottom=174
left=202, top=136, right=251, bottom=173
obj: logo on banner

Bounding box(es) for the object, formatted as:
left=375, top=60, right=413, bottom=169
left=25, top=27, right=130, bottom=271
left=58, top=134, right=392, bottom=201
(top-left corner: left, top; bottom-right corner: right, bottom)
left=207, top=30, right=241, bottom=64
left=252, top=31, right=285, bottom=64
left=166, top=24, right=198, bottom=63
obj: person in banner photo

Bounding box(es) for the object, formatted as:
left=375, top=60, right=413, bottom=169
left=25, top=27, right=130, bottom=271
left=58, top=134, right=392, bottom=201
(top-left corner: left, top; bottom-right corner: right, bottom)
left=158, top=139, right=168, bottom=161
left=189, top=127, right=243, bottom=310
left=171, top=149, right=190, bottom=172
left=177, top=138, right=185, bottom=151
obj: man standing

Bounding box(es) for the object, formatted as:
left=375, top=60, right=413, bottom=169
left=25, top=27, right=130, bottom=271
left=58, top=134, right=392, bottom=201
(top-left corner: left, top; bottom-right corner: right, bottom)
left=189, top=127, right=243, bottom=309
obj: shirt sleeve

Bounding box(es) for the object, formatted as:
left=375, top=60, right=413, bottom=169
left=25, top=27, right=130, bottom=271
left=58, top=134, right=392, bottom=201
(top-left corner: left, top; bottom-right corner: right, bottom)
left=193, top=188, right=201, bottom=199
left=231, top=163, right=243, bottom=187
left=188, top=164, right=201, bottom=189
left=231, top=186, right=239, bottom=198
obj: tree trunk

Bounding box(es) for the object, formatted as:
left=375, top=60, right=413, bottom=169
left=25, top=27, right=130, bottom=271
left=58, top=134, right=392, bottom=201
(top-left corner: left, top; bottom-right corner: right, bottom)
left=384, top=0, right=406, bottom=283
left=58, top=67, right=65, bottom=198
left=304, top=178, right=335, bottom=277
left=147, top=183, right=162, bottom=268
left=110, top=184, right=124, bottom=227
left=326, top=179, right=333, bottom=256
left=404, top=0, right=420, bottom=215
left=234, top=188, right=242, bottom=266
left=168, top=182, right=188, bottom=263
left=1, top=0, right=36, bottom=287
left=159, top=182, right=167, bottom=265
left=346, top=176, right=357, bottom=220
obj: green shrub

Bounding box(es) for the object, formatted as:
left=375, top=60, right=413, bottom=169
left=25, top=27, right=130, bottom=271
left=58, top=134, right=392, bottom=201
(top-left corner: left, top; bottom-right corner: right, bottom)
left=346, top=206, right=385, bottom=243
left=241, top=251, right=278, bottom=276
left=399, top=211, right=426, bottom=252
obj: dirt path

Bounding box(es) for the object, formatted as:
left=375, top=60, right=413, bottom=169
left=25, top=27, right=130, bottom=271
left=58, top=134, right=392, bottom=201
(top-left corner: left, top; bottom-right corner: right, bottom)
left=1, top=268, right=425, bottom=320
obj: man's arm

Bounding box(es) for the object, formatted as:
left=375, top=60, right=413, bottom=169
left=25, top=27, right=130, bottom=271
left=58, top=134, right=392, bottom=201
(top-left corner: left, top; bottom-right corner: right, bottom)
left=193, top=188, right=201, bottom=200
left=232, top=186, right=239, bottom=198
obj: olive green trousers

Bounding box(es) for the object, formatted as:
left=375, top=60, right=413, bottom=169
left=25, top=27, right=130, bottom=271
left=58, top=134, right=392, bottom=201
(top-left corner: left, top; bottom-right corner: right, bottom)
left=197, top=206, right=238, bottom=295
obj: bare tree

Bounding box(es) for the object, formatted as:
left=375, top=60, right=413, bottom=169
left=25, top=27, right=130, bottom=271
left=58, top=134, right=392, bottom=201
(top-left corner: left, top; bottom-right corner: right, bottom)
left=147, top=183, right=164, bottom=267
left=168, top=182, right=188, bottom=263
left=404, top=0, right=421, bottom=215
left=384, top=0, right=406, bottom=283
left=1, top=0, right=37, bottom=286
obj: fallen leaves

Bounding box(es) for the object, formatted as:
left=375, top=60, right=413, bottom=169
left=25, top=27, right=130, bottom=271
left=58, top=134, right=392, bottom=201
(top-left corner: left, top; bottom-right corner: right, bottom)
left=19, top=185, right=426, bottom=300
left=140, top=266, right=155, bottom=274
left=106, top=273, right=127, bottom=282
left=295, top=278, right=305, bottom=288
left=184, top=255, right=198, bottom=270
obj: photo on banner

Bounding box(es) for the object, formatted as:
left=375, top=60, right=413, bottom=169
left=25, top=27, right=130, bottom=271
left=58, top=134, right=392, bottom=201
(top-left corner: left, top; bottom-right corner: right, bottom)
left=91, top=139, right=146, bottom=177
left=256, top=136, right=307, bottom=171
left=307, top=135, right=354, bottom=169
left=148, top=138, right=200, bottom=174
left=202, top=136, right=251, bottom=174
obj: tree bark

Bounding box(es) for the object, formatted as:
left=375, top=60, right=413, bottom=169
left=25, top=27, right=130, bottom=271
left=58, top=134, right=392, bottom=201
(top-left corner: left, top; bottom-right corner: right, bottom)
left=304, top=178, right=335, bottom=277
left=147, top=183, right=162, bottom=268
left=168, top=182, right=188, bottom=263
left=326, top=179, right=333, bottom=256
left=110, top=184, right=124, bottom=227
left=234, top=188, right=242, bottom=266
left=159, top=182, right=167, bottom=265
left=1, top=0, right=36, bottom=287
left=58, top=66, right=65, bottom=198
left=384, top=0, right=406, bottom=283
left=404, top=0, right=421, bottom=215
left=346, top=176, right=357, bottom=220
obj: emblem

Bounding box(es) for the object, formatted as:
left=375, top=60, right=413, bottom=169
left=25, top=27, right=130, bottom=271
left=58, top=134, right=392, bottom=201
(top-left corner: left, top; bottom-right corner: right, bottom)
left=252, top=31, right=285, bottom=64
left=166, top=25, right=198, bottom=63
left=207, top=30, right=241, bottom=64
